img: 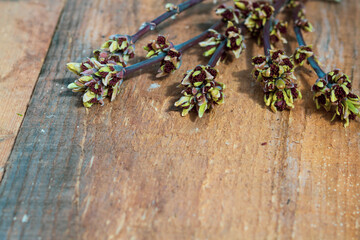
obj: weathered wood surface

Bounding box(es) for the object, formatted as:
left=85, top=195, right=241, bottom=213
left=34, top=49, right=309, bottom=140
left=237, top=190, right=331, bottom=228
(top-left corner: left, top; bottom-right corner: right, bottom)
left=0, top=0, right=359, bottom=239
left=0, top=0, right=65, bottom=180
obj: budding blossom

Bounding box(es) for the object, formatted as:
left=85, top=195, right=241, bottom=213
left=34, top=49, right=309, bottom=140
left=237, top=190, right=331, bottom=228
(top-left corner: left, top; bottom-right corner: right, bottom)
left=251, top=49, right=314, bottom=112
left=101, top=34, right=135, bottom=62
left=199, top=29, right=225, bottom=57
left=175, top=65, right=225, bottom=117
left=269, top=21, right=288, bottom=46
left=234, top=0, right=274, bottom=44
left=215, top=4, right=241, bottom=24
left=144, top=35, right=173, bottom=58
left=224, top=21, right=245, bottom=58
left=156, top=48, right=182, bottom=78
left=293, top=45, right=314, bottom=67
left=67, top=54, right=126, bottom=107
left=294, top=8, right=313, bottom=32
left=312, top=69, right=360, bottom=127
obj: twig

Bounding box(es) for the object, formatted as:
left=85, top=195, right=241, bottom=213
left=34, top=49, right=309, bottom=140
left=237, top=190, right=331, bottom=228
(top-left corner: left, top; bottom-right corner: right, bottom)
left=131, top=0, right=204, bottom=43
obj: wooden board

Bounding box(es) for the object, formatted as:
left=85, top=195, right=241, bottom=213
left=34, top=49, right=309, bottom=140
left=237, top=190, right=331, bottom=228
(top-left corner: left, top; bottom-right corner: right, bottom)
left=0, top=0, right=359, bottom=239
left=0, top=0, right=65, bottom=179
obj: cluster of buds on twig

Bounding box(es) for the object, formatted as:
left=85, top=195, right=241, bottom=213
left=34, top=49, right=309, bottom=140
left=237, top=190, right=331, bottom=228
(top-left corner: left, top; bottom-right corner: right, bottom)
left=251, top=49, right=314, bottom=112
left=312, top=69, right=360, bottom=127
left=67, top=58, right=125, bottom=107
left=175, top=65, right=225, bottom=117
left=101, top=34, right=135, bottom=62
left=293, top=45, right=314, bottom=66
left=199, top=30, right=225, bottom=57
left=225, top=21, right=245, bottom=58
left=292, top=6, right=313, bottom=32
left=143, top=35, right=182, bottom=78
left=291, top=0, right=357, bottom=127
left=215, top=4, right=240, bottom=24
left=269, top=20, right=288, bottom=46
left=234, top=0, right=274, bottom=44
left=157, top=48, right=182, bottom=78
left=199, top=22, right=245, bottom=59
left=144, top=35, right=174, bottom=58
left=66, top=34, right=136, bottom=107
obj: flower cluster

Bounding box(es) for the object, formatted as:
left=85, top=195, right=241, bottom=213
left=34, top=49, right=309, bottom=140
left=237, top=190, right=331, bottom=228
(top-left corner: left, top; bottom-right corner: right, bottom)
left=175, top=65, right=225, bottom=117
left=225, top=21, right=245, bottom=58
left=144, top=35, right=173, bottom=58
left=101, top=34, right=135, bottom=62
left=252, top=50, right=304, bottom=112
left=93, top=49, right=125, bottom=66
left=215, top=4, right=240, bottom=24
left=234, top=0, right=274, bottom=43
left=293, top=45, right=313, bottom=66
left=199, top=29, right=225, bottom=57
left=269, top=21, right=288, bottom=46
left=156, top=48, right=182, bottom=78
left=294, top=8, right=313, bottom=32
left=67, top=56, right=125, bottom=107
left=312, top=69, right=360, bottom=127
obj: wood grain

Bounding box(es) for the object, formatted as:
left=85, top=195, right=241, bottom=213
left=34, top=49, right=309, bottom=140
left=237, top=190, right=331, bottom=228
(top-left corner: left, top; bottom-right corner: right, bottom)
left=0, top=0, right=359, bottom=239
left=0, top=0, right=65, bottom=180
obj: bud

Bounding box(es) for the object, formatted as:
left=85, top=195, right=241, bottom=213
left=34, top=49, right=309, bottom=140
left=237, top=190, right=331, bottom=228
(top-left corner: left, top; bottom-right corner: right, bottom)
left=101, top=34, right=135, bottom=62
left=311, top=69, right=359, bottom=127
left=144, top=35, right=173, bottom=58
left=225, top=21, right=245, bottom=58
left=175, top=65, right=225, bottom=117
left=156, top=48, right=182, bottom=78
left=270, top=21, right=288, bottom=46
left=199, top=30, right=225, bottom=57
left=239, top=1, right=274, bottom=43
left=293, top=45, right=314, bottom=66
left=215, top=4, right=240, bottom=24
left=295, top=9, right=314, bottom=32
left=252, top=49, right=302, bottom=112
left=67, top=62, right=82, bottom=75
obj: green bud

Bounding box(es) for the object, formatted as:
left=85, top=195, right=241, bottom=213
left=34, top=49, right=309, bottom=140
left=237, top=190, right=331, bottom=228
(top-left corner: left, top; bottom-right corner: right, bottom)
left=109, top=41, right=119, bottom=52
left=67, top=62, right=82, bottom=75
left=198, top=103, right=207, bottom=118
left=330, top=90, right=337, bottom=102
left=193, top=81, right=203, bottom=87
left=275, top=79, right=286, bottom=90
left=204, top=47, right=216, bottom=57
left=174, top=96, right=191, bottom=107
left=234, top=1, right=246, bottom=10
